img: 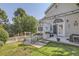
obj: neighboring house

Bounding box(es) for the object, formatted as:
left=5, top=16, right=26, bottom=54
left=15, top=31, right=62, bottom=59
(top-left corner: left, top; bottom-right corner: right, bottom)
left=38, top=3, right=79, bottom=44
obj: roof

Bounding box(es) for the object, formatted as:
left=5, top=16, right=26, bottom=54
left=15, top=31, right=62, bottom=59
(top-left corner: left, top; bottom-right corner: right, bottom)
left=45, top=3, right=56, bottom=14
left=39, top=4, right=55, bottom=22
left=39, top=17, right=46, bottom=22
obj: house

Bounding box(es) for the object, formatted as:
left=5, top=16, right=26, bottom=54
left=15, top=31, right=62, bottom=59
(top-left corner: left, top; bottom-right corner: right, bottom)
left=38, top=3, right=79, bottom=44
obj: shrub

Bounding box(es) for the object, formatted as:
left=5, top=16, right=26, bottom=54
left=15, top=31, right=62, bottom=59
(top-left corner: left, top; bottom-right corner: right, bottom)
left=0, top=41, right=4, bottom=46
left=0, top=28, right=9, bottom=44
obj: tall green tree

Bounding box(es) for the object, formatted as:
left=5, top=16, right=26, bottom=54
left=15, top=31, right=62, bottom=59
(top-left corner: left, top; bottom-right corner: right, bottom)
left=14, top=8, right=27, bottom=17
left=0, top=9, right=8, bottom=29
left=12, top=8, right=38, bottom=35
left=13, top=16, right=23, bottom=34
left=0, top=8, right=9, bottom=30
left=0, top=9, right=9, bottom=43
left=0, top=8, right=7, bottom=21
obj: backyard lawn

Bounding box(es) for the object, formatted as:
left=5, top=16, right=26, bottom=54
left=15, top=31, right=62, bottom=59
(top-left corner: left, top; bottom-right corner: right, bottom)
left=0, top=41, right=79, bottom=56
left=32, top=42, right=79, bottom=56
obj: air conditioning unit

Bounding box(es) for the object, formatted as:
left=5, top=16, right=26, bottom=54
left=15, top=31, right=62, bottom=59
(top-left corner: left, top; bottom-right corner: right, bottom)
left=69, top=34, right=79, bottom=43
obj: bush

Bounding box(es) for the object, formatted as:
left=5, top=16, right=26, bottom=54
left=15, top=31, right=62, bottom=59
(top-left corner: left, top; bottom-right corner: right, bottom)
left=0, top=41, right=4, bottom=46
left=0, top=28, right=9, bottom=44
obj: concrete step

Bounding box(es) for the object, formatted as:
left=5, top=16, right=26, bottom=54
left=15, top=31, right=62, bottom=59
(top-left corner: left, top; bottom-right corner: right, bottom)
left=39, top=40, right=49, bottom=44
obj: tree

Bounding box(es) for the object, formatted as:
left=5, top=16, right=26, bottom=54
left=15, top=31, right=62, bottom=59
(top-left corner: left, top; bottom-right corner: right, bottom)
left=20, top=16, right=38, bottom=33
left=24, top=16, right=38, bottom=33
left=14, top=8, right=27, bottom=17
left=12, top=8, right=38, bottom=35
left=0, top=8, right=9, bottom=31
left=2, top=23, right=15, bottom=37
left=0, top=27, right=9, bottom=44
left=13, top=16, right=23, bottom=34
left=0, top=8, right=7, bottom=21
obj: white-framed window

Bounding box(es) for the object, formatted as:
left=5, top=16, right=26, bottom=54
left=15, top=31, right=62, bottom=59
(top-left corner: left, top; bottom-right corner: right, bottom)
left=38, top=27, right=43, bottom=31
left=74, top=21, right=78, bottom=26
left=58, top=24, right=63, bottom=34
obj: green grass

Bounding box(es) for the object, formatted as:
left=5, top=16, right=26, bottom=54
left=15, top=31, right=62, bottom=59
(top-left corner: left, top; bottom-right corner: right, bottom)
left=0, top=41, right=79, bottom=56
left=32, top=42, right=79, bottom=56
left=0, top=42, right=36, bottom=56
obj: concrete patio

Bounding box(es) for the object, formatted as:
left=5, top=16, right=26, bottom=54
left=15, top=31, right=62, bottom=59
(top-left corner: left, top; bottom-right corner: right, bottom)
left=46, top=36, right=79, bottom=47
left=23, top=38, right=49, bottom=48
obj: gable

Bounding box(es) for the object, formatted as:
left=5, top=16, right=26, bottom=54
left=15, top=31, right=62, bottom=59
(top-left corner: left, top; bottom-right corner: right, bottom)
left=45, top=3, right=79, bottom=17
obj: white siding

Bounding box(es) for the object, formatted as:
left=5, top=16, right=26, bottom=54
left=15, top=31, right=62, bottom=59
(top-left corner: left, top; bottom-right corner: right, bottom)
left=46, top=3, right=79, bottom=17
left=40, top=3, right=79, bottom=38
left=65, top=13, right=79, bottom=37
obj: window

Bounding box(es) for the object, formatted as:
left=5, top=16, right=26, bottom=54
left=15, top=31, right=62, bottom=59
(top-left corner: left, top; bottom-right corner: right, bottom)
left=38, top=27, right=43, bottom=31
left=76, top=3, right=79, bottom=7
left=68, top=24, right=70, bottom=28
left=67, top=19, right=69, bottom=22
left=53, top=19, right=63, bottom=23
left=74, top=21, right=78, bottom=26
left=50, top=25, right=52, bottom=31
left=59, top=25, right=63, bottom=29
left=55, top=4, right=58, bottom=8
left=46, top=27, right=48, bottom=30
left=59, top=24, right=63, bottom=34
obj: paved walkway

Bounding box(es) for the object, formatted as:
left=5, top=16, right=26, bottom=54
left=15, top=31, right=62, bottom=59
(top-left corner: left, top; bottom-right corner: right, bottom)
left=23, top=38, right=49, bottom=48
left=31, top=42, right=47, bottom=48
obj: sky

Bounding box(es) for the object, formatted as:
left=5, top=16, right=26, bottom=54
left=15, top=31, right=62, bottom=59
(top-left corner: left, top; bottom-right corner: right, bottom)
left=0, top=3, right=50, bottom=23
